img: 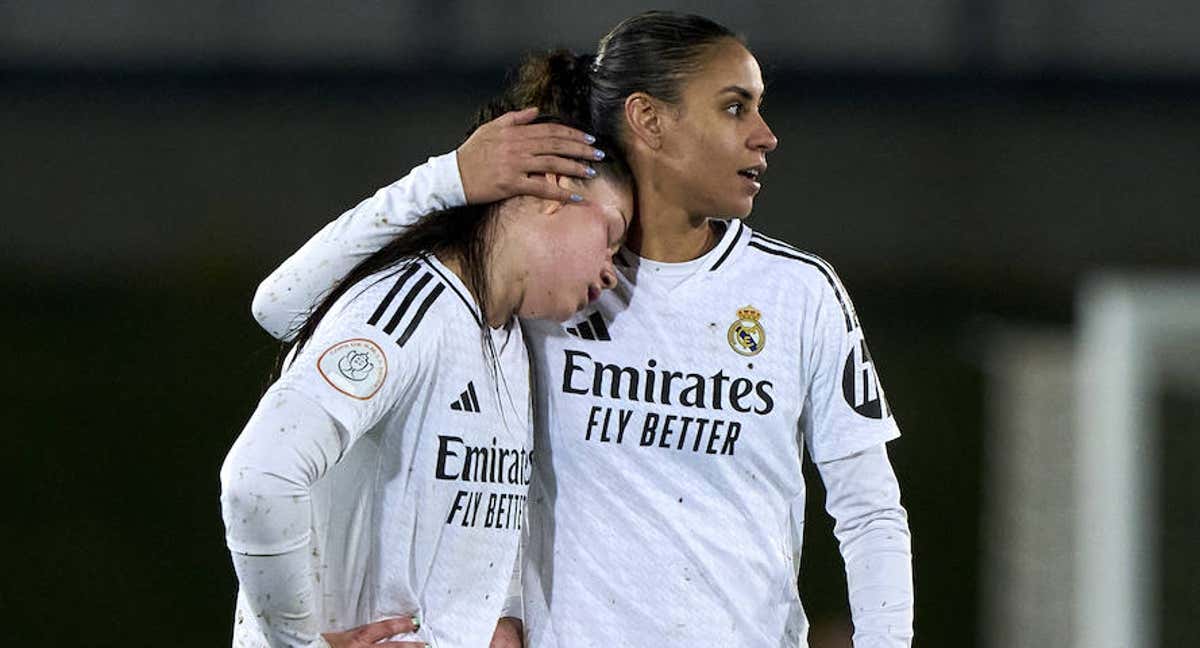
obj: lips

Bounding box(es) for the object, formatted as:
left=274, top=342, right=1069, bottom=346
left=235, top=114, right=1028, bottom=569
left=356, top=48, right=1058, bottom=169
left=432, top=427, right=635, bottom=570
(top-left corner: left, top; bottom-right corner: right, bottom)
left=588, top=285, right=601, bottom=303
left=737, top=163, right=767, bottom=183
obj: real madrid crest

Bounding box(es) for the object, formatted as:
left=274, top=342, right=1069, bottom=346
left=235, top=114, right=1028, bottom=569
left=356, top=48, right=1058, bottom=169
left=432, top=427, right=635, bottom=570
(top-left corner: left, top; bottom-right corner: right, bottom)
left=727, top=305, right=765, bottom=356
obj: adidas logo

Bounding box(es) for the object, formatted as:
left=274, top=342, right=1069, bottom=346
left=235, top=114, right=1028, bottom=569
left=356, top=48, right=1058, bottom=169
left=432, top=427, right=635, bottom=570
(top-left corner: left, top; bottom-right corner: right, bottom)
left=450, top=381, right=481, bottom=413
left=566, top=311, right=611, bottom=341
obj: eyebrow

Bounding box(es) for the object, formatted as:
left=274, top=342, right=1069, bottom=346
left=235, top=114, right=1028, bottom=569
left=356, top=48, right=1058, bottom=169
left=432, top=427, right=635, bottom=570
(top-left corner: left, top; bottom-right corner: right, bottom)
left=718, top=85, right=764, bottom=102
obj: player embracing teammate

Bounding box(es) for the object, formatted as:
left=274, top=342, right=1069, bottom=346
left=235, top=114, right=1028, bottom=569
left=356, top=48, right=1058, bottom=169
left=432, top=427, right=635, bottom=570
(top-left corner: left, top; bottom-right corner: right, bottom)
left=226, top=10, right=913, bottom=648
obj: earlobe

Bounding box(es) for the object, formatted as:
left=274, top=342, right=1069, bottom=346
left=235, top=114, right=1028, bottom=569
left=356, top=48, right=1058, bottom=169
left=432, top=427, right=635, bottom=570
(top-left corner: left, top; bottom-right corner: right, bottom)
left=624, top=94, right=662, bottom=150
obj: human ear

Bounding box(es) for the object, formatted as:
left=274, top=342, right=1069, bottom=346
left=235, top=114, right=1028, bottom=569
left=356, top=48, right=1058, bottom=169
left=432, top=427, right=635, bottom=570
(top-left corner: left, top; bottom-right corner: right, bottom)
left=624, top=93, right=664, bottom=150
left=540, top=172, right=567, bottom=214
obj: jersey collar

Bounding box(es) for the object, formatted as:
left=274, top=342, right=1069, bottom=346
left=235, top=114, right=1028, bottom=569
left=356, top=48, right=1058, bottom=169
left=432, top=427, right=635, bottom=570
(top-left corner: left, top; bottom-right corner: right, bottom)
left=422, top=253, right=483, bottom=327
left=615, top=219, right=750, bottom=293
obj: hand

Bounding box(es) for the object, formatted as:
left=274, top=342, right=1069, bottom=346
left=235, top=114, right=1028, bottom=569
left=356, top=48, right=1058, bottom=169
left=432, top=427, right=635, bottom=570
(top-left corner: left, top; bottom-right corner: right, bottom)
left=321, top=616, right=423, bottom=648
left=488, top=617, right=524, bottom=648
left=457, top=107, right=604, bottom=204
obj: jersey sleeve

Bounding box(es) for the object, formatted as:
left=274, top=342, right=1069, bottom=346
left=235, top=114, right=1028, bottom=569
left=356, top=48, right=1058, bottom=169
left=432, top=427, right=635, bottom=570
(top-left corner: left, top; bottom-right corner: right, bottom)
left=819, top=444, right=914, bottom=646
left=221, top=271, right=438, bottom=647
left=253, top=151, right=466, bottom=341
left=274, top=271, right=432, bottom=440
left=801, top=275, right=901, bottom=463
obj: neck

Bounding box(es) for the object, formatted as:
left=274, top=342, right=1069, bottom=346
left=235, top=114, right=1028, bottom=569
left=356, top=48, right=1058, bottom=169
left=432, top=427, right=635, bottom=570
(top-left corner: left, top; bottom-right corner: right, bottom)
left=625, top=149, right=721, bottom=262
left=437, top=244, right=515, bottom=330
left=627, top=189, right=717, bottom=263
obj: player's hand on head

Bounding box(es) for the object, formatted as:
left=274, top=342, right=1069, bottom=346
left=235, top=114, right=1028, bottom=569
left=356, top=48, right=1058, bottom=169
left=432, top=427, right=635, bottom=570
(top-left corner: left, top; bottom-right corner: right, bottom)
left=320, top=616, right=424, bottom=648
left=488, top=616, right=524, bottom=648
left=457, top=106, right=603, bottom=205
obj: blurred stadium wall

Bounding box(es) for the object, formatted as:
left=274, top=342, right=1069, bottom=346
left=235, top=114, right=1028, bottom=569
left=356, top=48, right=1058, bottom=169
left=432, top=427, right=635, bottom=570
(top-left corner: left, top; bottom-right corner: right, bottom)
left=3, top=2, right=1197, bottom=647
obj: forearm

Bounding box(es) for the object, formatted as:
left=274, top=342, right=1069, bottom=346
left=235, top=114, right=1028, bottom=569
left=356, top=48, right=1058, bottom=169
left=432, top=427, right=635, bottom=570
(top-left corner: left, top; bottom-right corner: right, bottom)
left=231, top=550, right=326, bottom=647
left=253, top=152, right=466, bottom=340
left=221, top=389, right=345, bottom=647
left=819, top=444, right=914, bottom=647
left=500, top=543, right=523, bottom=621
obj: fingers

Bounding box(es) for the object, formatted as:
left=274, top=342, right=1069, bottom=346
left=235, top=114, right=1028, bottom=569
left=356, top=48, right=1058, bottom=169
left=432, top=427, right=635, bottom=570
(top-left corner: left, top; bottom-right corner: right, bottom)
left=355, top=616, right=418, bottom=643
left=518, top=123, right=595, bottom=145
left=522, top=137, right=601, bottom=163
left=515, top=178, right=580, bottom=204
left=490, top=616, right=525, bottom=648
left=527, top=155, right=594, bottom=180
left=460, top=106, right=605, bottom=205
left=496, top=110, right=595, bottom=146
left=497, top=106, right=539, bottom=126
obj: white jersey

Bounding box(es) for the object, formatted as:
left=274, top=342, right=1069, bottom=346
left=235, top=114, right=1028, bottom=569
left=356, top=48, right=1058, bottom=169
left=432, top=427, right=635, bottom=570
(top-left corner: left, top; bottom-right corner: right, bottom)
left=249, top=153, right=913, bottom=648
left=520, top=219, right=899, bottom=647
left=232, top=254, right=532, bottom=648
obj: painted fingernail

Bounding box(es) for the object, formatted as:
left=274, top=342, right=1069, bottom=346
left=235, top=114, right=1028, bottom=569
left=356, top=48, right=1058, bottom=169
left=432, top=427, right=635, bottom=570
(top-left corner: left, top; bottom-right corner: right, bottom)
left=570, top=193, right=584, bottom=202
left=585, top=166, right=597, bottom=177
left=584, top=134, right=596, bottom=144
left=593, top=149, right=605, bottom=160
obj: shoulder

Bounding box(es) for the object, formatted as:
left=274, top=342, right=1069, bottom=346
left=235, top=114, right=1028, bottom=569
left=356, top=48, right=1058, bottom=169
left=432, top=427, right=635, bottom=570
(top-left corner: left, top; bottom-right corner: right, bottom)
left=736, top=225, right=860, bottom=330
left=320, top=256, right=479, bottom=354
left=739, top=226, right=838, bottom=285
left=283, top=257, right=480, bottom=407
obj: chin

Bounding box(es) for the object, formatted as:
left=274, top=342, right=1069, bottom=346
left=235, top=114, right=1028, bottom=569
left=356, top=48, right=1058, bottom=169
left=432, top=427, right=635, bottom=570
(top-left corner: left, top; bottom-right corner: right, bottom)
left=723, top=199, right=755, bottom=219
left=544, top=303, right=578, bottom=324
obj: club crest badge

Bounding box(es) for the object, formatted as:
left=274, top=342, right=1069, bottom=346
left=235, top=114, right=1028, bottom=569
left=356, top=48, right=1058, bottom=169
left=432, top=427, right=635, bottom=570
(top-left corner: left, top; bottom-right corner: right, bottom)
left=727, top=306, right=765, bottom=356
left=318, top=338, right=387, bottom=400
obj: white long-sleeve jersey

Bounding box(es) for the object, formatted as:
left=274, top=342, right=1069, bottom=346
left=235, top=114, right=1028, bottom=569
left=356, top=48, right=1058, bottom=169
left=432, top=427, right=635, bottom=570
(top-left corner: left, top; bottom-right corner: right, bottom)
left=249, top=152, right=914, bottom=647
left=223, top=254, right=532, bottom=648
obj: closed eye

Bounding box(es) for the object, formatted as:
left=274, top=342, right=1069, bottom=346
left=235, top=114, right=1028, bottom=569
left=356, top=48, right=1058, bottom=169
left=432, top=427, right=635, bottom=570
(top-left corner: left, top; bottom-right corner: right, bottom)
left=609, top=210, right=629, bottom=251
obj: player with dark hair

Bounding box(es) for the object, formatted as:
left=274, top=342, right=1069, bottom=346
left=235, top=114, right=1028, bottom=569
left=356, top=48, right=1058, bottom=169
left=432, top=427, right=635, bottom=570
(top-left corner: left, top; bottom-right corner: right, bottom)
left=220, top=99, right=631, bottom=647
left=251, top=11, right=914, bottom=648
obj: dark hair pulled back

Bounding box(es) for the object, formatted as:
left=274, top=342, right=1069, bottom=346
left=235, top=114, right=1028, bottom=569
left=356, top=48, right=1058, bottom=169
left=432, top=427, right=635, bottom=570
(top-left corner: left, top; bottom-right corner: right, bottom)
left=502, top=50, right=597, bottom=131
left=589, top=11, right=742, bottom=150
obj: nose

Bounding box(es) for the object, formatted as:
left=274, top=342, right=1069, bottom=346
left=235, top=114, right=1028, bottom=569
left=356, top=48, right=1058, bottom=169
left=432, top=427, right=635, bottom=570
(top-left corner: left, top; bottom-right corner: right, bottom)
left=750, top=113, right=778, bottom=153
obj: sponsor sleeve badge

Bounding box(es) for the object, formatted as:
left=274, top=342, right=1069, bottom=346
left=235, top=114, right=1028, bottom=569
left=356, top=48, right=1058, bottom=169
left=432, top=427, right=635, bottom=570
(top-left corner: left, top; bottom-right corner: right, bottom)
left=317, top=338, right=388, bottom=400
left=841, top=337, right=890, bottom=419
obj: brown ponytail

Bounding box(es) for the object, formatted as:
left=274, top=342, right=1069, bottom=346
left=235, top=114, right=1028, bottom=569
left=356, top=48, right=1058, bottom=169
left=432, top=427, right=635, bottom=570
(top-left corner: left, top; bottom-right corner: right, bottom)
left=505, top=50, right=598, bottom=132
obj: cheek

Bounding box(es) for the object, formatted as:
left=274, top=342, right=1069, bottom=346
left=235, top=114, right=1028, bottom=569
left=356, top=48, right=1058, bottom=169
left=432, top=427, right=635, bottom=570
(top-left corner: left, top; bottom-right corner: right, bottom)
left=676, top=127, right=736, bottom=188
left=562, top=212, right=609, bottom=255
left=557, top=229, right=608, bottom=277
left=524, top=223, right=605, bottom=291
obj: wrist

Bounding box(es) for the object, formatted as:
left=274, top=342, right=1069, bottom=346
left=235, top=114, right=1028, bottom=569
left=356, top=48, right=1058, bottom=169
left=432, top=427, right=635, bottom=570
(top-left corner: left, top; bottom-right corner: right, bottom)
left=448, top=148, right=473, bottom=205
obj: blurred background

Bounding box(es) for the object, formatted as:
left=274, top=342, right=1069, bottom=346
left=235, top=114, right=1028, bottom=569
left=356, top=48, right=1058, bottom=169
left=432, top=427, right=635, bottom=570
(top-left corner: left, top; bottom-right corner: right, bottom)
left=4, top=1, right=1197, bottom=646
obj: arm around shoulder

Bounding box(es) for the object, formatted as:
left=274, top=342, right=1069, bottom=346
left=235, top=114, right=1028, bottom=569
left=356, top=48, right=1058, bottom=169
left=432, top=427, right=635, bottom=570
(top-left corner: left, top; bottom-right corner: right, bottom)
left=250, top=106, right=600, bottom=341
left=251, top=152, right=466, bottom=341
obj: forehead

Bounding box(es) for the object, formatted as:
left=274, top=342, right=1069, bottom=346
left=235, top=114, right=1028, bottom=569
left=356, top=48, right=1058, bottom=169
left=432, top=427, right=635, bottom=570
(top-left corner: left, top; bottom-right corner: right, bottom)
left=681, top=38, right=764, bottom=98
left=575, top=171, right=627, bottom=198
left=579, top=175, right=633, bottom=220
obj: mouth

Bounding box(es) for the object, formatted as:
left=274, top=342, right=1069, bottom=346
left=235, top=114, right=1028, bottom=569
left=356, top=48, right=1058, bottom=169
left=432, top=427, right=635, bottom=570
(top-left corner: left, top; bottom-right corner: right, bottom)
left=587, top=285, right=601, bottom=303
left=737, top=164, right=767, bottom=190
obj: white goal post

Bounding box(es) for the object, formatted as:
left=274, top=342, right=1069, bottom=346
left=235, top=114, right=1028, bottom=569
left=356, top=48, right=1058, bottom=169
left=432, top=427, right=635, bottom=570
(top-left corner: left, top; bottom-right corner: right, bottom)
left=1074, top=274, right=1200, bottom=648
left=982, top=274, right=1200, bottom=648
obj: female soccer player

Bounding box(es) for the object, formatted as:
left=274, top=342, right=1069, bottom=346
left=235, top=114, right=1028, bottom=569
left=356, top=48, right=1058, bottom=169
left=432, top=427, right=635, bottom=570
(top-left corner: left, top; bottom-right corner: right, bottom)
left=219, top=107, right=632, bottom=646
left=250, top=11, right=914, bottom=648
